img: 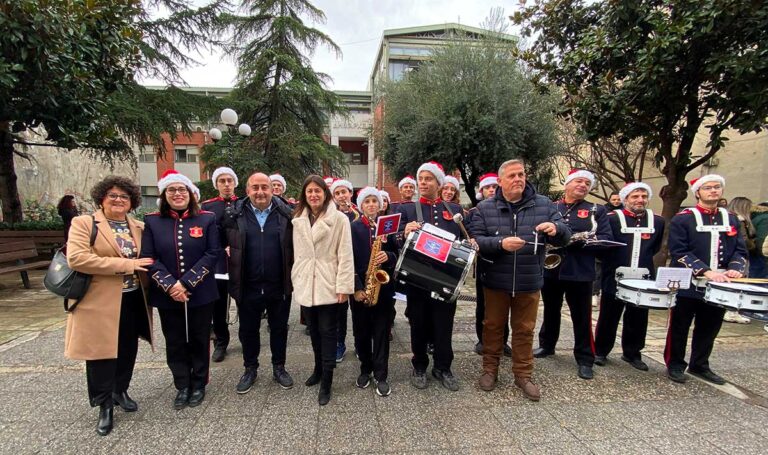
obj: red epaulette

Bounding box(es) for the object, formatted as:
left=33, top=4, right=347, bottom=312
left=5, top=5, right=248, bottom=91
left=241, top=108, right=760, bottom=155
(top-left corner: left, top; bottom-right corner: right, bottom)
left=145, top=211, right=161, bottom=216
left=676, top=208, right=693, bottom=215
left=399, top=200, right=415, bottom=204
left=201, top=196, right=223, bottom=204
left=199, top=210, right=215, bottom=215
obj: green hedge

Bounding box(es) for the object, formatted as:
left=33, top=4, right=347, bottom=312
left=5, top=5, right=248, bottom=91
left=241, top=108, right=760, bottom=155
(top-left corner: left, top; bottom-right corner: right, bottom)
left=0, top=220, right=65, bottom=231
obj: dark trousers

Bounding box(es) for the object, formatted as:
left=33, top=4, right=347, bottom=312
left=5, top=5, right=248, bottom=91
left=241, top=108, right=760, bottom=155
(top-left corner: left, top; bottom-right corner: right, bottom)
left=483, top=289, right=540, bottom=379
left=475, top=272, right=509, bottom=344
left=351, top=297, right=393, bottom=381
left=211, top=279, right=230, bottom=349
left=238, top=291, right=290, bottom=369
left=337, top=300, right=349, bottom=345
left=407, top=285, right=457, bottom=373
left=158, top=303, right=213, bottom=391
left=85, top=289, right=144, bottom=407
left=305, top=304, right=339, bottom=372
left=539, top=278, right=595, bottom=366
left=664, top=296, right=725, bottom=372
left=594, top=293, right=648, bottom=360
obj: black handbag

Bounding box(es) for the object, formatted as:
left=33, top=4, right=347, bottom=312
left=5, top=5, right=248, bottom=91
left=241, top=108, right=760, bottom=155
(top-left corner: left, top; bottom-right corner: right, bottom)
left=43, top=216, right=98, bottom=312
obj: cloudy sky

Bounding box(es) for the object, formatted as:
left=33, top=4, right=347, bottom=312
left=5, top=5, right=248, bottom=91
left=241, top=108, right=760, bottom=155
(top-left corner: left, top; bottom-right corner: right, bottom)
left=141, top=0, right=522, bottom=91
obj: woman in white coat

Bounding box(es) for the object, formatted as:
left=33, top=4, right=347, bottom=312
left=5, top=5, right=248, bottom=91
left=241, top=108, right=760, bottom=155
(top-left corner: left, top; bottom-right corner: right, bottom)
left=292, top=175, right=354, bottom=405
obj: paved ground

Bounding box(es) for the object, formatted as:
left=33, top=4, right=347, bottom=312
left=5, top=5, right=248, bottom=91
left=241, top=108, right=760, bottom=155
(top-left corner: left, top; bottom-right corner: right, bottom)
left=1, top=270, right=767, bottom=454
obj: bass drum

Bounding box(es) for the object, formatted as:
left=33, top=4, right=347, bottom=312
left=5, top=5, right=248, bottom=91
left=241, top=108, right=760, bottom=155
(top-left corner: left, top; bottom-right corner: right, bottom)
left=394, top=231, right=476, bottom=302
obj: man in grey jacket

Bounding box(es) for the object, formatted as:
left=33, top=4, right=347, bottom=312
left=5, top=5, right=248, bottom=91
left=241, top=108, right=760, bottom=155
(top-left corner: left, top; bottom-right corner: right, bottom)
left=469, top=159, right=570, bottom=400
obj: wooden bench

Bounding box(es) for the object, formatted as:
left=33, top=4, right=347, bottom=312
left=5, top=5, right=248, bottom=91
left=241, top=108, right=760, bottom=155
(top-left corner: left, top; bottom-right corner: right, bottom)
left=0, top=230, right=66, bottom=255
left=0, top=240, right=51, bottom=288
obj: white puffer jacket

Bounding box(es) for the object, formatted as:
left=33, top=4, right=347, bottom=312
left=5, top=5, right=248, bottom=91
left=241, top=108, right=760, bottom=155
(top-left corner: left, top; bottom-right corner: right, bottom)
left=291, top=203, right=354, bottom=306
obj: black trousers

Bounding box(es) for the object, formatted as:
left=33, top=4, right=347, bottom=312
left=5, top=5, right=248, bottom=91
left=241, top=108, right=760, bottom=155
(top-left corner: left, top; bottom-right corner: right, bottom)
left=407, top=285, right=456, bottom=373
left=664, top=296, right=726, bottom=372
left=304, top=304, right=339, bottom=372
left=539, top=278, right=595, bottom=366
left=158, top=303, right=213, bottom=391
left=238, top=291, right=290, bottom=369
left=351, top=296, right=393, bottom=381
left=337, top=300, right=349, bottom=345
left=211, top=279, right=230, bottom=349
left=475, top=272, right=509, bottom=344
left=594, top=293, right=648, bottom=360
left=85, top=289, right=144, bottom=407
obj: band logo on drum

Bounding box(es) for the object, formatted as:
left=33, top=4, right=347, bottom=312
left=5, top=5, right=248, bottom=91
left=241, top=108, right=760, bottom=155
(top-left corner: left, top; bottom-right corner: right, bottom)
left=414, top=231, right=451, bottom=263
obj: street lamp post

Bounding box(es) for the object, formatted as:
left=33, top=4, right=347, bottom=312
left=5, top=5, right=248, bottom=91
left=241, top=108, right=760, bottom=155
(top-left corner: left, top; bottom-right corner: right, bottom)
left=208, top=108, right=251, bottom=165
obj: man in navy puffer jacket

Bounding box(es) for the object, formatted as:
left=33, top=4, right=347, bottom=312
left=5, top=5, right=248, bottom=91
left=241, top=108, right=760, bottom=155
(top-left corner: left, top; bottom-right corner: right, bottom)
left=469, top=159, right=570, bottom=400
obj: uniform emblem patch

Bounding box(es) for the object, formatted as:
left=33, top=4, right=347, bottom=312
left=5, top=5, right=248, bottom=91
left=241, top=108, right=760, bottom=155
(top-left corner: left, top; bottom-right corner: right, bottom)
left=442, top=211, right=453, bottom=221
left=641, top=233, right=651, bottom=240
left=726, top=225, right=737, bottom=236
left=577, top=209, right=590, bottom=218
left=189, top=226, right=203, bottom=238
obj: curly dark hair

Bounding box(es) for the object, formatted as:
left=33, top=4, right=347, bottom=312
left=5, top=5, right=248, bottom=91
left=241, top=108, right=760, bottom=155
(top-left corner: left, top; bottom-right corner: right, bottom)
left=90, top=176, right=142, bottom=210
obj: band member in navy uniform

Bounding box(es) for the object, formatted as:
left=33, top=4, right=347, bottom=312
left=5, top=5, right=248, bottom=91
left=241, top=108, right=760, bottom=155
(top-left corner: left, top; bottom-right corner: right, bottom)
left=222, top=173, right=295, bottom=393
left=594, top=182, right=665, bottom=371
left=330, top=178, right=360, bottom=363
left=350, top=187, right=397, bottom=397
left=201, top=166, right=239, bottom=363
left=534, top=169, right=612, bottom=380
left=398, top=161, right=465, bottom=391
left=141, top=170, right=221, bottom=410
left=466, top=172, right=511, bottom=357
left=664, top=174, right=747, bottom=385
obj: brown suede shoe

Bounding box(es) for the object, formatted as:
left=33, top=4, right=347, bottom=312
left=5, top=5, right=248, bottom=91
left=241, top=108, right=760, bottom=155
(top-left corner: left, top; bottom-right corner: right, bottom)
left=514, top=377, right=541, bottom=401
left=478, top=372, right=497, bottom=392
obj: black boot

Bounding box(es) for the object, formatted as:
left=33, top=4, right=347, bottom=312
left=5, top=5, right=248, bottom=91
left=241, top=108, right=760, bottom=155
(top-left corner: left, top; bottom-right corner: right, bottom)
left=305, top=363, right=322, bottom=387
left=96, top=403, right=113, bottom=436
left=318, top=370, right=333, bottom=406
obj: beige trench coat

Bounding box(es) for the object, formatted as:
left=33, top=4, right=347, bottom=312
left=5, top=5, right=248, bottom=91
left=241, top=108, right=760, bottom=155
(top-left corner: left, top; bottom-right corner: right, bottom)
left=291, top=203, right=354, bottom=307
left=64, top=210, right=153, bottom=360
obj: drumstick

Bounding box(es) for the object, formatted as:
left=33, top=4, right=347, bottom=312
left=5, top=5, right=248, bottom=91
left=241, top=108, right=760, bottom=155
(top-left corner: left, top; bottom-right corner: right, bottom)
left=452, top=213, right=472, bottom=240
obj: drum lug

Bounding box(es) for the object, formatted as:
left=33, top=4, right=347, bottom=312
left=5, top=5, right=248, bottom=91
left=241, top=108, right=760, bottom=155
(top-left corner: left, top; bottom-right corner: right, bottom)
left=456, top=258, right=467, bottom=265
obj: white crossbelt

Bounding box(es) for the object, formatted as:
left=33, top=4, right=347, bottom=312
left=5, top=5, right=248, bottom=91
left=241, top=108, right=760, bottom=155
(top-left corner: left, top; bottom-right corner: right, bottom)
left=691, top=207, right=730, bottom=269
left=615, top=209, right=655, bottom=270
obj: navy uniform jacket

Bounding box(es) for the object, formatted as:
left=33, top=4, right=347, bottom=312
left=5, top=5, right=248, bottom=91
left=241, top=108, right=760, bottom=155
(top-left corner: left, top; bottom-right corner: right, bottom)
left=201, top=195, right=238, bottom=276
left=339, top=204, right=360, bottom=223
left=396, top=198, right=465, bottom=241
left=669, top=205, right=748, bottom=299
left=141, top=210, right=221, bottom=309
left=544, top=199, right=612, bottom=282
left=351, top=216, right=398, bottom=292
left=601, top=210, right=665, bottom=296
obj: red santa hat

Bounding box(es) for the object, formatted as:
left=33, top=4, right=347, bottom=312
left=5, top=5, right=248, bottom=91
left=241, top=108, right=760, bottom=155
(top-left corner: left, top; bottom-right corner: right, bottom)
left=356, top=186, right=383, bottom=208
left=398, top=175, right=416, bottom=189
left=323, top=176, right=334, bottom=187
left=478, top=173, right=498, bottom=189
left=330, top=178, right=353, bottom=194
left=443, top=175, right=460, bottom=189
left=690, top=174, right=725, bottom=194
left=158, top=170, right=199, bottom=196
left=211, top=166, right=238, bottom=187
left=379, top=190, right=390, bottom=201
left=564, top=169, right=596, bottom=190
left=619, top=182, right=652, bottom=202
left=269, top=173, right=287, bottom=191
left=417, top=161, right=446, bottom=186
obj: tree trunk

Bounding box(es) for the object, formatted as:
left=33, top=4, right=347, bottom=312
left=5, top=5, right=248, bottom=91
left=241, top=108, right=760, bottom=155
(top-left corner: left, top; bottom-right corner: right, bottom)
left=655, top=163, right=690, bottom=266
left=0, top=124, right=23, bottom=223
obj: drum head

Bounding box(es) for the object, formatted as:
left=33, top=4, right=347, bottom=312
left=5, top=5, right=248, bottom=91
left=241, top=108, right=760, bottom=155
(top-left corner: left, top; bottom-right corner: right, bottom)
left=617, top=279, right=668, bottom=294
left=708, top=282, right=768, bottom=295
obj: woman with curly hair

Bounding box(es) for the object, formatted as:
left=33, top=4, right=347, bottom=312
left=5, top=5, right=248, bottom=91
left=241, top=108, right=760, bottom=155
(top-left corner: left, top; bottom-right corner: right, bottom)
left=65, top=176, right=154, bottom=436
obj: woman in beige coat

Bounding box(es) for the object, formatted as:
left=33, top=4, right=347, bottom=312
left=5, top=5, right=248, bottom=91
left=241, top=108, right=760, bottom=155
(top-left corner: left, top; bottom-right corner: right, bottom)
left=66, top=176, right=154, bottom=436
left=292, top=175, right=354, bottom=405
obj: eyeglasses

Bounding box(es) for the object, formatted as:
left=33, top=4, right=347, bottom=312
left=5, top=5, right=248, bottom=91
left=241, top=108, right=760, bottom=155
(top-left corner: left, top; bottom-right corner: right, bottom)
left=700, top=185, right=722, bottom=192
left=106, top=193, right=131, bottom=201
left=166, top=187, right=188, bottom=195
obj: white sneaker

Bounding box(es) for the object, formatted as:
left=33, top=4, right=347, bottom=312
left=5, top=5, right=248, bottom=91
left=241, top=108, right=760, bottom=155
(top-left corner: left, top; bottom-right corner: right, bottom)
left=763, top=324, right=768, bottom=334
left=723, top=311, right=751, bottom=324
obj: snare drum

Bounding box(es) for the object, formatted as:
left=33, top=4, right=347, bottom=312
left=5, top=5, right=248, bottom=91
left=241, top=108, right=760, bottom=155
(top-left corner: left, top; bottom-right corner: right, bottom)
left=616, top=279, right=675, bottom=309
left=704, top=282, right=768, bottom=312
left=394, top=231, right=475, bottom=302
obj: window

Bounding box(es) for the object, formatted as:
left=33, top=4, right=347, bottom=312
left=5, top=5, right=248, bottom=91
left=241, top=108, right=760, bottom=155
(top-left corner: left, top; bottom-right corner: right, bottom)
left=389, top=46, right=432, bottom=57
left=389, top=60, right=420, bottom=81
left=137, top=145, right=156, bottom=163
left=344, top=152, right=366, bottom=165
left=174, top=147, right=198, bottom=163
left=141, top=186, right=159, bottom=209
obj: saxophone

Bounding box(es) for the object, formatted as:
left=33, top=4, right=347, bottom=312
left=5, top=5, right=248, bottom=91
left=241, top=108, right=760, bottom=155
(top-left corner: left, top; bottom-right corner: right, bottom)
left=364, top=233, right=390, bottom=306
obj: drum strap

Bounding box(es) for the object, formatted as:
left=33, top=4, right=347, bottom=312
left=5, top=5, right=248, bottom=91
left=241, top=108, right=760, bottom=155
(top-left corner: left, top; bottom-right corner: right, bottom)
left=615, top=209, right=654, bottom=270
left=414, top=200, right=456, bottom=225
left=691, top=208, right=730, bottom=269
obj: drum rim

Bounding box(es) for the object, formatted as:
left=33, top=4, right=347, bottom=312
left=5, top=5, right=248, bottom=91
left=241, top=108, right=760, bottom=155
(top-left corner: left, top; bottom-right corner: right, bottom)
left=707, top=281, right=768, bottom=295
left=617, top=281, right=669, bottom=295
